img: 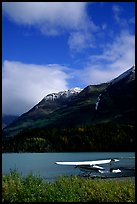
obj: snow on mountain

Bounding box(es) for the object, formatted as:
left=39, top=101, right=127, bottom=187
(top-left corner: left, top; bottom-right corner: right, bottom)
left=110, top=65, right=135, bottom=85
left=44, top=87, right=83, bottom=101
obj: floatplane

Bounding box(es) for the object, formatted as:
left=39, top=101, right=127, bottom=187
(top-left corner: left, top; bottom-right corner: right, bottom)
left=55, top=158, right=122, bottom=178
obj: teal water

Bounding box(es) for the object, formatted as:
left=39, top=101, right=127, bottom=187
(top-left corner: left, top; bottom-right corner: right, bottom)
left=2, top=152, right=135, bottom=181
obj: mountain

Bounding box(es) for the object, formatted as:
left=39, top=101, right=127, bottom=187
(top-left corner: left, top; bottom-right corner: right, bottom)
left=3, top=65, right=135, bottom=138
left=23, top=87, right=83, bottom=118
left=93, top=65, right=135, bottom=123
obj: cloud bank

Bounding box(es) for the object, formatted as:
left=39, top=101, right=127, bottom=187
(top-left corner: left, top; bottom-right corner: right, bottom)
left=2, top=61, right=69, bottom=115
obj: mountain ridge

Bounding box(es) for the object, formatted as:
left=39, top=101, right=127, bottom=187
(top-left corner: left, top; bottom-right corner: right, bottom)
left=3, top=65, right=135, bottom=138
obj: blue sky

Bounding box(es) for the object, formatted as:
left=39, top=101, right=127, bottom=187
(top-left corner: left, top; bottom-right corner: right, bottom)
left=2, top=2, right=135, bottom=115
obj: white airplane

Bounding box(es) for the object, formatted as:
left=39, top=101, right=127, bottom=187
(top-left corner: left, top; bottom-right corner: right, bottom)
left=55, top=158, right=121, bottom=176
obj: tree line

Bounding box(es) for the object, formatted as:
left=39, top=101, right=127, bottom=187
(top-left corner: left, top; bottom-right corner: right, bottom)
left=2, top=123, right=135, bottom=152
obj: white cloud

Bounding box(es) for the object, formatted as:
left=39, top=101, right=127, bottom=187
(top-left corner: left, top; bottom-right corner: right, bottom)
left=102, top=23, right=107, bottom=30
left=2, top=60, right=69, bottom=115
left=2, top=2, right=87, bottom=35
left=77, top=31, right=135, bottom=85
left=2, top=2, right=99, bottom=52
left=112, top=4, right=134, bottom=28
left=112, top=4, right=123, bottom=24
left=112, top=4, right=121, bottom=13
left=68, top=14, right=99, bottom=52
left=68, top=31, right=95, bottom=52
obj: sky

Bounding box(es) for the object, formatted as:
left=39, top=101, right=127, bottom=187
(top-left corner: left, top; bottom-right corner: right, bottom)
left=2, top=2, right=135, bottom=116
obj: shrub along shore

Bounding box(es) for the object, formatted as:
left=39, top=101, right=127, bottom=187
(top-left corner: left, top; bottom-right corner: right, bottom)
left=2, top=170, right=135, bottom=202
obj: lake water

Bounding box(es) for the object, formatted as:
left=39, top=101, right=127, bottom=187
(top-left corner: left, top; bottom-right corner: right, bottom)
left=2, top=152, right=135, bottom=182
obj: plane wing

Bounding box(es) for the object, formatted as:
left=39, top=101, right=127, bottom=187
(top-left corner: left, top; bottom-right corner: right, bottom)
left=55, top=159, right=119, bottom=166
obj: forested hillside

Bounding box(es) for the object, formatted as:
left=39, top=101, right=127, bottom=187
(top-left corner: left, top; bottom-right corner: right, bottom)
left=2, top=123, right=135, bottom=152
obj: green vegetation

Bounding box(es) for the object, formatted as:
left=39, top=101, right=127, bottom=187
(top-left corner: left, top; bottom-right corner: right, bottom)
left=2, top=123, right=135, bottom=152
left=2, top=170, right=135, bottom=202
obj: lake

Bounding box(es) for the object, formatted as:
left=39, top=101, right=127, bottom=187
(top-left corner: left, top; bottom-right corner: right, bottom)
left=2, top=152, right=135, bottom=182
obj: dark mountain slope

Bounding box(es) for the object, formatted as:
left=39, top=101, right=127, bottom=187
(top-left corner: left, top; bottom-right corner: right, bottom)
left=95, top=66, right=135, bottom=124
